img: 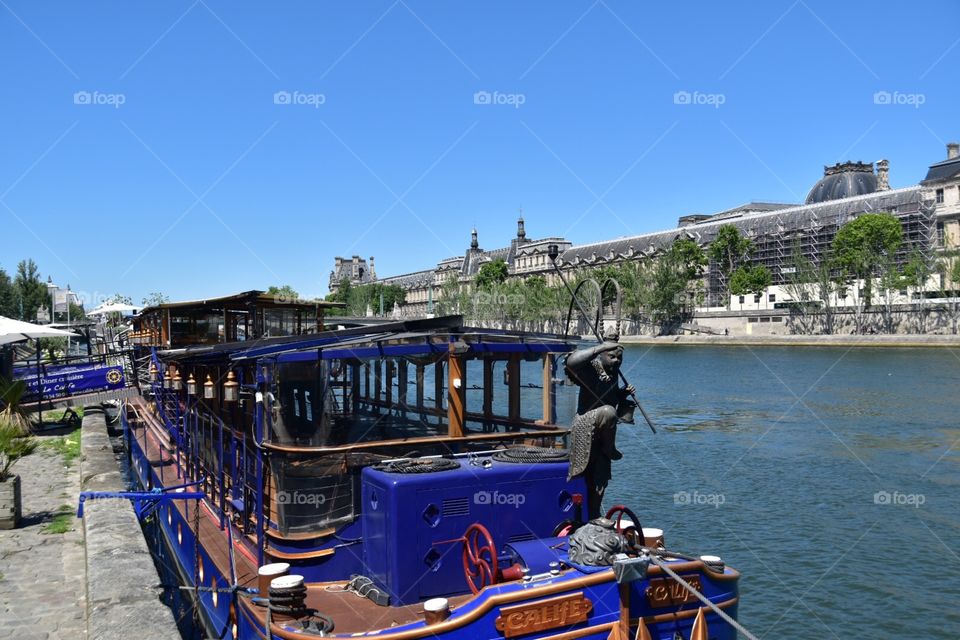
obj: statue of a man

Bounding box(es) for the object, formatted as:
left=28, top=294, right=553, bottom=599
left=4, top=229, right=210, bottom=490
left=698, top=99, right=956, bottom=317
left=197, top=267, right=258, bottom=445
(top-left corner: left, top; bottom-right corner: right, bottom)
left=564, top=328, right=635, bottom=519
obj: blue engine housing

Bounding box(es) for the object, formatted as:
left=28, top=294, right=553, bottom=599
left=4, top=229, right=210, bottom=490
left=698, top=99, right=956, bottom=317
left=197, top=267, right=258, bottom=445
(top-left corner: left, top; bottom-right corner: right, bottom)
left=361, top=455, right=586, bottom=605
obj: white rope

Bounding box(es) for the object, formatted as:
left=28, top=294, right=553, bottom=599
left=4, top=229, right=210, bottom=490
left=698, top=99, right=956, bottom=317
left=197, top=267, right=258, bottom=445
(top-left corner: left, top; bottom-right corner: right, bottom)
left=647, top=554, right=760, bottom=640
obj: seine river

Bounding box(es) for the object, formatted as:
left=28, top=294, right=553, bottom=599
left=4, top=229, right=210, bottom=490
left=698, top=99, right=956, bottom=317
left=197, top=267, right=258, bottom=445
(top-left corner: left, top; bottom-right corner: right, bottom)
left=587, top=345, right=960, bottom=639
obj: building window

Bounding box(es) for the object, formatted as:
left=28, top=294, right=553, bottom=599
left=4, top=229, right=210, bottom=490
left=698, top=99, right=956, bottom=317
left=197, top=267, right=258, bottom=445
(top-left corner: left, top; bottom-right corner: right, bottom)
left=760, top=317, right=770, bottom=323
left=753, top=294, right=761, bottom=303
left=936, top=188, right=944, bottom=204
left=937, top=222, right=945, bottom=245
left=768, top=294, right=776, bottom=302
left=738, top=295, right=745, bottom=304
left=748, top=317, right=759, bottom=323
left=772, top=316, right=783, bottom=322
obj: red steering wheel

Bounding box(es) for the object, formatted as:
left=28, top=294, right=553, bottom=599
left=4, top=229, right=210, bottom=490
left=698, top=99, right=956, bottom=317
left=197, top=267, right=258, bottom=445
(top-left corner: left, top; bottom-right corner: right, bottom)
left=462, top=523, right=499, bottom=594
left=605, top=504, right=644, bottom=547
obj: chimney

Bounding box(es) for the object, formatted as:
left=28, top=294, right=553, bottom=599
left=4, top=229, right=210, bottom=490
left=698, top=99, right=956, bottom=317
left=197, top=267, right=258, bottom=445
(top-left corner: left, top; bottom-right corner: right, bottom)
left=948, top=142, right=960, bottom=160
left=876, top=159, right=889, bottom=191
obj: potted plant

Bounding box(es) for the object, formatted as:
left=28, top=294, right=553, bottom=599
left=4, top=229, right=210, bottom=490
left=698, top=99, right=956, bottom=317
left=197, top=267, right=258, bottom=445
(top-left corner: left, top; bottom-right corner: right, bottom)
left=0, top=419, right=37, bottom=529
left=0, top=377, right=32, bottom=435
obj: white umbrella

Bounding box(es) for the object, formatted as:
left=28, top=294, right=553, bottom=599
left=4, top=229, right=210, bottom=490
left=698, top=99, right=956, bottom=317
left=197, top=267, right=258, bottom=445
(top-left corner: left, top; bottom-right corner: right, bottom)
left=87, top=302, right=141, bottom=316
left=0, top=315, right=79, bottom=346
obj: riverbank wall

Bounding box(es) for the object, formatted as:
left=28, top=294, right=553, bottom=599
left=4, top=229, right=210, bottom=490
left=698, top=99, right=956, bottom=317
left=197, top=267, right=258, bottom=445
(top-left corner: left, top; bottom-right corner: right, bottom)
left=619, top=334, right=960, bottom=347
left=80, top=405, right=180, bottom=640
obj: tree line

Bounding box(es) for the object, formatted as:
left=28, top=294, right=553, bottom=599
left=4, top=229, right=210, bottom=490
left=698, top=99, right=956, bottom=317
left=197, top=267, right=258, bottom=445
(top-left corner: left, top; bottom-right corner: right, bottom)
left=428, top=211, right=959, bottom=335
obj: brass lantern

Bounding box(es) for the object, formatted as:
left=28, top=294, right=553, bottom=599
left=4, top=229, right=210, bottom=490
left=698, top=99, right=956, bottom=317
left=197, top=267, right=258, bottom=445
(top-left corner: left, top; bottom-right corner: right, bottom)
left=203, top=374, right=217, bottom=400
left=171, top=367, right=182, bottom=391
left=186, top=373, right=197, bottom=396
left=223, top=371, right=240, bottom=403
left=163, top=370, right=172, bottom=389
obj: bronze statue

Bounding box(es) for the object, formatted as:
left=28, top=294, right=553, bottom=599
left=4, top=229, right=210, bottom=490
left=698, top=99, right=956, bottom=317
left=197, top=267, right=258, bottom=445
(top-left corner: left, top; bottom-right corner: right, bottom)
left=564, top=328, right=636, bottom=519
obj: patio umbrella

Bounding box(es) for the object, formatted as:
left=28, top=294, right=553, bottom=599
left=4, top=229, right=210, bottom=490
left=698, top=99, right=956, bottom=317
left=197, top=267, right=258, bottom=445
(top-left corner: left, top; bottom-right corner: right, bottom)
left=87, top=302, right=141, bottom=316
left=0, top=316, right=79, bottom=346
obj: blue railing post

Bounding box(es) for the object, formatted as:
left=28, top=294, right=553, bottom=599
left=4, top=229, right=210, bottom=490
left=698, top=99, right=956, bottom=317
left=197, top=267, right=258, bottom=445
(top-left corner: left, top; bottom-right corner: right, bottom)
left=218, top=417, right=225, bottom=530
left=255, top=366, right=267, bottom=567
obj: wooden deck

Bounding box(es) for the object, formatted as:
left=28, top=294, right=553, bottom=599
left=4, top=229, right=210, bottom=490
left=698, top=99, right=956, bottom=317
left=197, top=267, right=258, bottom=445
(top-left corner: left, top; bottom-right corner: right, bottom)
left=129, top=397, right=472, bottom=636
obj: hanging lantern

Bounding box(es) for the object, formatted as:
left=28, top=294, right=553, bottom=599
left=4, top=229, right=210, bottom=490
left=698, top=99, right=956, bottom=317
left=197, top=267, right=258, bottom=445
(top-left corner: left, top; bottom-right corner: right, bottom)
left=223, top=371, right=240, bottom=403
left=186, top=373, right=197, bottom=396
left=149, top=361, right=157, bottom=377
left=203, top=374, right=217, bottom=400
left=163, top=370, right=172, bottom=389
left=171, top=367, right=182, bottom=391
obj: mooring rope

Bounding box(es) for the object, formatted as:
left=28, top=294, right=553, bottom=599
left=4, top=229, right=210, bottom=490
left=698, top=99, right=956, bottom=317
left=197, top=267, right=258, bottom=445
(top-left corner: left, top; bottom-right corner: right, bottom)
left=647, top=554, right=760, bottom=640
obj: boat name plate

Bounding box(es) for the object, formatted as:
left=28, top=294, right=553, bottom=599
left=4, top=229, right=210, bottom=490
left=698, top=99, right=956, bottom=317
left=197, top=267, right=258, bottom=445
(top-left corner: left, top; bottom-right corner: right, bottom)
left=645, top=575, right=702, bottom=608
left=493, top=591, right=593, bottom=638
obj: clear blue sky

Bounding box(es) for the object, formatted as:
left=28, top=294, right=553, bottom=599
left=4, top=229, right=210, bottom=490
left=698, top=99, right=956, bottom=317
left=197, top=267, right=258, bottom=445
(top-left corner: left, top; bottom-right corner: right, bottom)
left=2, top=1, right=958, bottom=305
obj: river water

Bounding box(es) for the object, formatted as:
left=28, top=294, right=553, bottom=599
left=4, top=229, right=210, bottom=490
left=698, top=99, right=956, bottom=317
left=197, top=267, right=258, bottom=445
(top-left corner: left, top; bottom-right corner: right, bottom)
left=588, top=345, right=960, bottom=638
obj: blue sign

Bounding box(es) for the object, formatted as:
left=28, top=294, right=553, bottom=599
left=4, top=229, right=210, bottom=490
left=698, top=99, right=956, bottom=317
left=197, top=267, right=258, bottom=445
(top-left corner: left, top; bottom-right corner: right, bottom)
left=16, top=363, right=125, bottom=400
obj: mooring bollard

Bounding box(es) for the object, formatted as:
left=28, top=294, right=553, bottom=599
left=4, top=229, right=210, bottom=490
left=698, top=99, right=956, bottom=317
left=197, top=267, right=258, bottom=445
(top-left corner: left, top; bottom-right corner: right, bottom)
left=269, top=574, right=307, bottom=622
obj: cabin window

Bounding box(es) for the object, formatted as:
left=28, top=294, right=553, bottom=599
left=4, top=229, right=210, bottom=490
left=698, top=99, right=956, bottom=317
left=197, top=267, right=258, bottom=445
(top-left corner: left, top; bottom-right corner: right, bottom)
left=264, top=309, right=298, bottom=337
left=738, top=296, right=745, bottom=304
left=271, top=453, right=357, bottom=533
left=271, top=361, right=332, bottom=446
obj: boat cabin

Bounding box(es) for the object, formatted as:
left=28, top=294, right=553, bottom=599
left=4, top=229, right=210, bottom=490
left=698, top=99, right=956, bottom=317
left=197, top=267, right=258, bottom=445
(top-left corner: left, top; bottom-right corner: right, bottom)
left=130, top=290, right=344, bottom=348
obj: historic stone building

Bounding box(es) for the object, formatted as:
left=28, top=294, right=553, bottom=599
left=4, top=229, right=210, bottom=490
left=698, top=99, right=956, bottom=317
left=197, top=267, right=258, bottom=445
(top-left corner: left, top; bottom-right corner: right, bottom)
left=329, top=143, right=960, bottom=320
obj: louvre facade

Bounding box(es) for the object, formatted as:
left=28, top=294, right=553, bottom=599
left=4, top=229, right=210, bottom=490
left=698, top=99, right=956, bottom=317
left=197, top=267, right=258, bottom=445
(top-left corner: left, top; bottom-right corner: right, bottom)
left=330, top=143, right=960, bottom=318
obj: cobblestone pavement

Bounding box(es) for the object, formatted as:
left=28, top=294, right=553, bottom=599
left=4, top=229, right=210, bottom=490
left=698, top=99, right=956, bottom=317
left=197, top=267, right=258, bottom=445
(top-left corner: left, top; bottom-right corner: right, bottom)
left=0, top=432, right=86, bottom=639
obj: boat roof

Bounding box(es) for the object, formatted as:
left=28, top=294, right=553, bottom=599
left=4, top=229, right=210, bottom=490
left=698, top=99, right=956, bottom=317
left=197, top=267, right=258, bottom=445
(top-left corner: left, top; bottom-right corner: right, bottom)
left=159, top=315, right=578, bottom=364
left=137, top=289, right=345, bottom=315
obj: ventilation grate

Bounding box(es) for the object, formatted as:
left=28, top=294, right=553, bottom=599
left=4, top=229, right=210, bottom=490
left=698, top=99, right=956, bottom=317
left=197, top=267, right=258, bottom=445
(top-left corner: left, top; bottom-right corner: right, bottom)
left=442, top=497, right=470, bottom=517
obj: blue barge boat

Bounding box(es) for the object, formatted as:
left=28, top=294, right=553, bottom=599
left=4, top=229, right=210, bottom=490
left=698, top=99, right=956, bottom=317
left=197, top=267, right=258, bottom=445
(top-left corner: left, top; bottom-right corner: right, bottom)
left=124, top=308, right=742, bottom=640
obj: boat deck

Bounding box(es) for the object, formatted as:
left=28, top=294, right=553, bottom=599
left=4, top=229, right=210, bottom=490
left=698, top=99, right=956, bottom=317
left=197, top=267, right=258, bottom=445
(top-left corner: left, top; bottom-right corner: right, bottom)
left=130, top=398, right=475, bottom=635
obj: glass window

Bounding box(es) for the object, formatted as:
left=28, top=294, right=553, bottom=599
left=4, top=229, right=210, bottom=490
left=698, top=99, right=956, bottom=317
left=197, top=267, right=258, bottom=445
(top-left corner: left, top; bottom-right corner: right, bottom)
left=768, top=294, right=776, bottom=302
left=753, top=294, right=761, bottom=303
left=738, top=296, right=745, bottom=304
left=936, top=188, right=944, bottom=204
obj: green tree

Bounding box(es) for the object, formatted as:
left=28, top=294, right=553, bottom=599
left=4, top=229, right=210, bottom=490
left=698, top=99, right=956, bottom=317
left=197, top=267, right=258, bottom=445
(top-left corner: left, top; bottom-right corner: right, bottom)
left=13, top=260, right=45, bottom=322
left=642, top=238, right=708, bottom=333
left=832, top=212, right=903, bottom=312
left=141, top=292, right=171, bottom=307
left=730, top=265, right=772, bottom=307
left=267, top=285, right=300, bottom=303
left=902, top=250, right=935, bottom=333
left=475, top=259, right=509, bottom=289
left=0, top=268, right=16, bottom=318
left=109, top=293, right=133, bottom=305
left=781, top=245, right=837, bottom=334
left=936, top=252, right=960, bottom=334
left=708, top=225, right=753, bottom=307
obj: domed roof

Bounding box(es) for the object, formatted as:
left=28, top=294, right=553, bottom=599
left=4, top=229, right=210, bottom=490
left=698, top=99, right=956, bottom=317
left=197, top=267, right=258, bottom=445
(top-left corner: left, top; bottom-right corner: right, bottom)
left=805, top=161, right=878, bottom=204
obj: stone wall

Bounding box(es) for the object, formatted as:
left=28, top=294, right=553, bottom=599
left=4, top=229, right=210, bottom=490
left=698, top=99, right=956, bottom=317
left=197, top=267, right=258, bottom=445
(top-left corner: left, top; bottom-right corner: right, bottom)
left=80, top=405, right=180, bottom=640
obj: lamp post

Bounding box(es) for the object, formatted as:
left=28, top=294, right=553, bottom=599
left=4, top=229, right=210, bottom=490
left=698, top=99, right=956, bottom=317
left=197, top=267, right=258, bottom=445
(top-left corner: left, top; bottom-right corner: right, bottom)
left=546, top=244, right=656, bottom=434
